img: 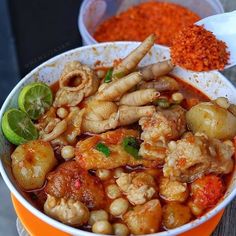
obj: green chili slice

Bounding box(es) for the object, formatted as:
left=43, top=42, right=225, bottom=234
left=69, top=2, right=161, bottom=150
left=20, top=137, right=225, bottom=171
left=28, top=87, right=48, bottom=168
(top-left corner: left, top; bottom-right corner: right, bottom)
left=104, top=68, right=113, bottom=83
left=96, top=142, right=110, bottom=157
left=153, top=98, right=170, bottom=108
left=31, top=193, right=38, bottom=200
left=122, top=136, right=141, bottom=159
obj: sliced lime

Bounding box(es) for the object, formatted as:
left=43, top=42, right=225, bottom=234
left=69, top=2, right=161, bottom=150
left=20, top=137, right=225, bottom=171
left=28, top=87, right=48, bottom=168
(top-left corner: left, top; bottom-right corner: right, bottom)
left=1, top=108, right=38, bottom=145
left=18, top=82, right=53, bottom=120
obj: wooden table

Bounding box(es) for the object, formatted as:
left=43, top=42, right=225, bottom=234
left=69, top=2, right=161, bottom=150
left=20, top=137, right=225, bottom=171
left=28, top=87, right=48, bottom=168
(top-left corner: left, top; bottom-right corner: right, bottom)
left=212, top=0, right=236, bottom=236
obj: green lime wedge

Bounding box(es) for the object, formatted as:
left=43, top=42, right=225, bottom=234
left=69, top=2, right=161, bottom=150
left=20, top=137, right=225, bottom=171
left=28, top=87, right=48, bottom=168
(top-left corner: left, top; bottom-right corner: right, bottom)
left=18, top=82, right=53, bottom=120
left=2, top=108, right=38, bottom=145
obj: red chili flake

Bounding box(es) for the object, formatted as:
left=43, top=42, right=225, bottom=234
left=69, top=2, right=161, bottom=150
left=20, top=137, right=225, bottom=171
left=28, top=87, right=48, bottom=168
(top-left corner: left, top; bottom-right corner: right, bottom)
left=177, top=157, right=187, bottom=167
left=74, top=179, right=81, bottom=189
left=94, top=2, right=200, bottom=47
left=102, top=129, right=124, bottom=145
left=186, top=134, right=195, bottom=144
left=171, top=25, right=230, bottom=72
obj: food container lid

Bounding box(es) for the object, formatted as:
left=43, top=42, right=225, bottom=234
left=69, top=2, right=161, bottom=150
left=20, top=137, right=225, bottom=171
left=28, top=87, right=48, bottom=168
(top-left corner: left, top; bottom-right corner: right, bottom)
left=12, top=194, right=224, bottom=236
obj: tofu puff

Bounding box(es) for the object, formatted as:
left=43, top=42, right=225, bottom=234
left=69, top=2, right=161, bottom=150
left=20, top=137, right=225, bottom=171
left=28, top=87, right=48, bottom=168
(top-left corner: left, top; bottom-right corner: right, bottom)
left=75, top=129, right=160, bottom=170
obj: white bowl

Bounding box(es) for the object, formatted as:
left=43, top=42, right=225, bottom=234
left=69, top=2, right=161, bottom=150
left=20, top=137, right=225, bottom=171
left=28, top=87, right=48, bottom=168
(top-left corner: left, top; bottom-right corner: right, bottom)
left=0, top=42, right=236, bottom=236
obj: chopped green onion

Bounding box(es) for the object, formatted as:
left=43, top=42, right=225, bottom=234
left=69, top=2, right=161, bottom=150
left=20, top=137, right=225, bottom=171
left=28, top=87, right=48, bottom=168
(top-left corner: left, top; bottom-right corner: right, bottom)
left=96, top=143, right=110, bottom=157
left=122, top=137, right=141, bottom=159
left=113, top=71, right=125, bottom=79
left=104, top=68, right=113, bottom=83
left=31, top=193, right=38, bottom=200
left=153, top=98, right=170, bottom=108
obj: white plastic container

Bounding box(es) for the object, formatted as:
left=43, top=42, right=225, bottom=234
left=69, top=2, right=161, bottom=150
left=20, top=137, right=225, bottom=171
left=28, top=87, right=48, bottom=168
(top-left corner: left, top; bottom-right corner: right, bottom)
left=78, top=0, right=224, bottom=45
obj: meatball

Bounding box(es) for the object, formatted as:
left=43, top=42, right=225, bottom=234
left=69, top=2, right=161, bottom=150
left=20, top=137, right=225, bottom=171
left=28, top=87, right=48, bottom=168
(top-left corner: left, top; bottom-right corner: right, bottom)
left=124, top=199, right=162, bottom=235
left=159, top=177, right=189, bottom=202
left=45, top=161, right=106, bottom=209
left=139, top=106, right=186, bottom=162
left=162, top=202, right=192, bottom=229
left=188, top=175, right=224, bottom=216
left=116, top=172, right=157, bottom=205
left=11, top=140, right=57, bottom=190
left=44, top=194, right=89, bottom=226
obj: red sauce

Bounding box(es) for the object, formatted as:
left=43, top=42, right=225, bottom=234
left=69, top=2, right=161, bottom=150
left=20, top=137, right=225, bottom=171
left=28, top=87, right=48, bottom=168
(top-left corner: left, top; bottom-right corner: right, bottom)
left=175, top=77, right=209, bottom=101
left=50, top=81, right=59, bottom=96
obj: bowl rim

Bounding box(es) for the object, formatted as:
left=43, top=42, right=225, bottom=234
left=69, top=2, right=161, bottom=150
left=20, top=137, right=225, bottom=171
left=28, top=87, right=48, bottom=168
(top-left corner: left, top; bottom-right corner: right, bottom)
left=0, top=42, right=236, bottom=236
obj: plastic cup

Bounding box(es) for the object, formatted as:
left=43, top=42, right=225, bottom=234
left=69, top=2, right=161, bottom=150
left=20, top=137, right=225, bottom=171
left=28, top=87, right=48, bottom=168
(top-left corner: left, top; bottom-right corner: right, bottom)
left=78, top=0, right=224, bottom=45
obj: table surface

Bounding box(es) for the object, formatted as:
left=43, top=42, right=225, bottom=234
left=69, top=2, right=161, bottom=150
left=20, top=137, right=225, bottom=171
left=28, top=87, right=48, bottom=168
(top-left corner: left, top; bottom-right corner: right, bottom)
left=0, top=0, right=236, bottom=235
